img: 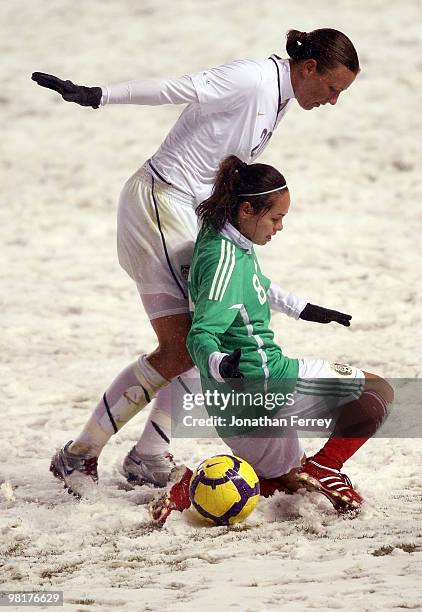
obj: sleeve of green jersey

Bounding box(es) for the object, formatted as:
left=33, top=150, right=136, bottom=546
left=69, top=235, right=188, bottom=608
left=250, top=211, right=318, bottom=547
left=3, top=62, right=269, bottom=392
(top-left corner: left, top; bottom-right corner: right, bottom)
left=187, top=239, right=241, bottom=378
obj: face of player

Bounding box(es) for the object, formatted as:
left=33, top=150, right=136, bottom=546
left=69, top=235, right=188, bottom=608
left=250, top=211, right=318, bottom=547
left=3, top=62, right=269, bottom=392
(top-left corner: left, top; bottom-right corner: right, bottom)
left=238, top=190, right=290, bottom=246
left=293, top=60, right=357, bottom=110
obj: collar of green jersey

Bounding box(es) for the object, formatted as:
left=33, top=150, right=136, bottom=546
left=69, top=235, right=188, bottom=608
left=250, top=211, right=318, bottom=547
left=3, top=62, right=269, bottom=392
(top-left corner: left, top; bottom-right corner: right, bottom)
left=220, top=222, right=253, bottom=253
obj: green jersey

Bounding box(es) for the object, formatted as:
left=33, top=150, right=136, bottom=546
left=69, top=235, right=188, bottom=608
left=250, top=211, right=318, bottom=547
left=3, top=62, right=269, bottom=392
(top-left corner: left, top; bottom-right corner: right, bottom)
left=187, top=223, right=299, bottom=383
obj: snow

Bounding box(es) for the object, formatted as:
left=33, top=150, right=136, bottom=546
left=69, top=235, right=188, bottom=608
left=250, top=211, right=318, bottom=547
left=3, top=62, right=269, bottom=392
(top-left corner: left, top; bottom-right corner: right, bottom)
left=1, top=0, right=422, bottom=610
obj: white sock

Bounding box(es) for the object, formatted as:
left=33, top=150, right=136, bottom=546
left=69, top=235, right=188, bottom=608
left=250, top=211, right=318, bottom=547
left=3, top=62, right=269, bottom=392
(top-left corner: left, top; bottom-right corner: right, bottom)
left=134, top=367, right=199, bottom=456
left=70, top=355, right=168, bottom=457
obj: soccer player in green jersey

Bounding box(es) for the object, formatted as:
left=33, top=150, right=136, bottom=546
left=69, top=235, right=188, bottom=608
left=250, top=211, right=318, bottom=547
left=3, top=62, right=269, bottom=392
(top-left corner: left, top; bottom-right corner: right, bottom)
left=151, top=156, right=394, bottom=523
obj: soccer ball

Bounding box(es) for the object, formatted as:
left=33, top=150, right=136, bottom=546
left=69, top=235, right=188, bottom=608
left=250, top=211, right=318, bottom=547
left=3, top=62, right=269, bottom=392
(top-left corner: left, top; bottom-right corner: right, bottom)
left=189, top=454, right=260, bottom=526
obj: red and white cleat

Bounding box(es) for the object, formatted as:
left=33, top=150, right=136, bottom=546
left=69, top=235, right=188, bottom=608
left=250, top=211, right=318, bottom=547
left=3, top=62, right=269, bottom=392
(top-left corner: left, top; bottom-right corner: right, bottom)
left=149, top=466, right=193, bottom=525
left=296, top=459, right=364, bottom=514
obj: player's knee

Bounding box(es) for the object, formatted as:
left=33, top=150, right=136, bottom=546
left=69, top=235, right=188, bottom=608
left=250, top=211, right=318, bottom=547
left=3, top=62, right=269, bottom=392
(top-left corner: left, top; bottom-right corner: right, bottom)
left=156, top=341, right=193, bottom=370
left=382, top=379, right=394, bottom=404
left=364, top=373, right=394, bottom=405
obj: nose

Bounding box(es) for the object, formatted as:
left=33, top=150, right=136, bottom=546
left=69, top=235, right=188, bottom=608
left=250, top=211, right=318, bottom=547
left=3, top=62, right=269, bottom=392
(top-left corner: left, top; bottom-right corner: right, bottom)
left=329, top=93, right=339, bottom=105
left=275, top=220, right=283, bottom=232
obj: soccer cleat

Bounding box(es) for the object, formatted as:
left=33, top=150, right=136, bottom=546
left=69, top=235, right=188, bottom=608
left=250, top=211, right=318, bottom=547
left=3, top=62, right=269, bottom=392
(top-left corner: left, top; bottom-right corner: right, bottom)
left=50, top=440, right=98, bottom=498
left=122, top=446, right=176, bottom=488
left=296, top=459, right=364, bottom=513
left=149, top=466, right=193, bottom=525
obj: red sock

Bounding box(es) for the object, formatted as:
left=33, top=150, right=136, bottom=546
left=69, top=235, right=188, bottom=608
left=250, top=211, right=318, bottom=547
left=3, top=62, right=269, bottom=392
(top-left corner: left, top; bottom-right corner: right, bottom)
left=259, top=476, right=294, bottom=497
left=311, top=390, right=388, bottom=470
left=258, top=477, right=291, bottom=498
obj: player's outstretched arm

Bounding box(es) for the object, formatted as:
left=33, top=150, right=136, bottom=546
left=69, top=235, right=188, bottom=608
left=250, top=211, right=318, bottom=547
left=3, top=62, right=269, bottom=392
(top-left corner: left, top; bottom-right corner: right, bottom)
left=31, top=72, right=102, bottom=108
left=299, top=303, right=351, bottom=327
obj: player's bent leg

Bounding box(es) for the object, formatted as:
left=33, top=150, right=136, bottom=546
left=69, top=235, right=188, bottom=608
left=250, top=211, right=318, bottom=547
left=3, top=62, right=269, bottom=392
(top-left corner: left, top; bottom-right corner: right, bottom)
left=51, top=355, right=169, bottom=496
left=297, top=368, right=394, bottom=514
left=53, top=169, right=199, bottom=495
left=121, top=313, right=194, bottom=487
left=52, top=312, right=194, bottom=495
left=116, top=173, right=196, bottom=486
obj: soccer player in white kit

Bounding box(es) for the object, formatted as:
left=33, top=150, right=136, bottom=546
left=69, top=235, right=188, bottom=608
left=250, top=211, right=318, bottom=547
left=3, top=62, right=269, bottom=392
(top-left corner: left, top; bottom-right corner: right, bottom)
left=32, top=28, right=360, bottom=497
left=149, top=155, right=394, bottom=523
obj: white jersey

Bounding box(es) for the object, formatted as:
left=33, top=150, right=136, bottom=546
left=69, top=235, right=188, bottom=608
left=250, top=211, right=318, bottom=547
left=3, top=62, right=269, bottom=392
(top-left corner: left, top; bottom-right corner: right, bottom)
left=101, top=56, right=295, bottom=205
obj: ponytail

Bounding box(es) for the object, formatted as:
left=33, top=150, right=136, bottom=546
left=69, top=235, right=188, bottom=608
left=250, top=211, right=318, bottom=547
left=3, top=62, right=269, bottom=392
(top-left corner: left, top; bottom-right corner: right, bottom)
left=197, top=155, right=287, bottom=231
left=286, top=28, right=360, bottom=74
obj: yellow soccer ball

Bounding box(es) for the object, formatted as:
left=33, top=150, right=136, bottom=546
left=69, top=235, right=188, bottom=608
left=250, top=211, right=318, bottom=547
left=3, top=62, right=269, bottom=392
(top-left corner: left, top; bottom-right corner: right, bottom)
left=189, top=455, right=260, bottom=526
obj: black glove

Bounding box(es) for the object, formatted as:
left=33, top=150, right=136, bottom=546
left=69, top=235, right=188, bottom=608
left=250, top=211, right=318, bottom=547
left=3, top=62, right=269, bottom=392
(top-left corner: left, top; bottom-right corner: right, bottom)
left=219, top=349, right=244, bottom=380
left=31, top=72, right=102, bottom=109
left=299, top=303, right=351, bottom=327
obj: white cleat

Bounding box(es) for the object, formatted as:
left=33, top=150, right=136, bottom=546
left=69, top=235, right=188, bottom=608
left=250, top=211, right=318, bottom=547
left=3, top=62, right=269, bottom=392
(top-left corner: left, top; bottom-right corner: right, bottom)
left=50, top=440, right=98, bottom=498
left=122, top=446, right=176, bottom=488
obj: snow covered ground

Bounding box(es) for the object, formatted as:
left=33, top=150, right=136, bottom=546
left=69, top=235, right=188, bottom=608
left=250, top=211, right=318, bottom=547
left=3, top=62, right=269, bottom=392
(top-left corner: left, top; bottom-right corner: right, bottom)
left=1, top=1, right=422, bottom=610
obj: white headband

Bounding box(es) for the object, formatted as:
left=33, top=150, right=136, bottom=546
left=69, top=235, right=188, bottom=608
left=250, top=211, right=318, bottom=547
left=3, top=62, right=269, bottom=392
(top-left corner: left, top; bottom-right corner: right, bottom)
left=238, top=185, right=288, bottom=197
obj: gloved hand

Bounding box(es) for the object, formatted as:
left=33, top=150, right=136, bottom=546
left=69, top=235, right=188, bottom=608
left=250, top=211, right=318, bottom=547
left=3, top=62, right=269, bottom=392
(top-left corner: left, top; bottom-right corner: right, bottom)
left=299, top=303, right=351, bottom=327
left=31, top=72, right=102, bottom=109
left=219, top=349, right=244, bottom=380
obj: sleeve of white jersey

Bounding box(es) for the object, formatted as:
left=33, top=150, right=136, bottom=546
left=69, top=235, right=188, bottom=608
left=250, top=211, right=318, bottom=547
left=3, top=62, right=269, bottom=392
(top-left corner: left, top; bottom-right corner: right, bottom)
left=189, top=59, right=263, bottom=114
left=100, top=75, right=199, bottom=106
left=267, top=283, right=307, bottom=320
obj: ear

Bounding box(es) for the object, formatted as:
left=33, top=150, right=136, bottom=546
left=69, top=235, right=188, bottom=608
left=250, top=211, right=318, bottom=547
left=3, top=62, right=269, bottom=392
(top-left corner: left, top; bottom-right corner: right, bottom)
left=302, top=58, right=318, bottom=76
left=238, top=201, right=254, bottom=218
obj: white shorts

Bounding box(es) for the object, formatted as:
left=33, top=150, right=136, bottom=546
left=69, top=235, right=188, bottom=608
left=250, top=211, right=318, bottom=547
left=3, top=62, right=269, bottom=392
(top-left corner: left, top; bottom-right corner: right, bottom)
left=224, top=434, right=304, bottom=480
left=225, top=358, right=365, bottom=479
left=117, top=165, right=198, bottom=320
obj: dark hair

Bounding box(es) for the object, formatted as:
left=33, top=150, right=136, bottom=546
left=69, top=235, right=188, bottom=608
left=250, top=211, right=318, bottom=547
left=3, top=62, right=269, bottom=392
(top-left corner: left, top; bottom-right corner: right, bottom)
left=286, top=28, right=360, bottom=74
left=197, top=155, right=287, bottom=231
